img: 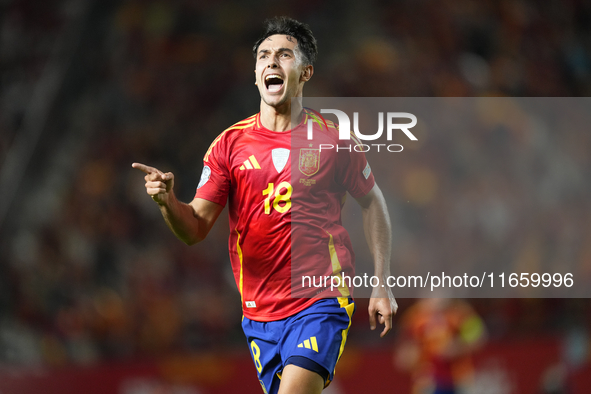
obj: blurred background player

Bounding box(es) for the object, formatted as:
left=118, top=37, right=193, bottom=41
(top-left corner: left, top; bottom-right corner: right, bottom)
left=395, top=298, right=487, bottom=394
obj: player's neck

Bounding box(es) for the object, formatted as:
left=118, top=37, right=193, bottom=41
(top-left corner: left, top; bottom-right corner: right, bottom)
left=259, top=100, right=303, bottom=132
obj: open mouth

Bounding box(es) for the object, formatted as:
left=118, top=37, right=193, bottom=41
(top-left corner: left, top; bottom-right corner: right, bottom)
left=265, top=74, right=284, bottom=93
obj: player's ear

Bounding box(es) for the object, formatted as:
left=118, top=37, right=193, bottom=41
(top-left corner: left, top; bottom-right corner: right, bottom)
left=300, top=65, right=313, bottom=82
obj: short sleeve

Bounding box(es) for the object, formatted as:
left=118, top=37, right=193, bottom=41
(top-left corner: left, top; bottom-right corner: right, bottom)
left=335, top=141, right=375, bottom=198
left=194, top=138, right=231, bottom=206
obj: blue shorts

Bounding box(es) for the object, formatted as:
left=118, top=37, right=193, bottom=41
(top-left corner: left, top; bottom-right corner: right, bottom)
left=242, top=297, right=355, bottom=394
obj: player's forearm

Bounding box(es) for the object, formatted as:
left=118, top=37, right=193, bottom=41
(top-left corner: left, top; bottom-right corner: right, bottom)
left=159, top=192, right=207, bottom=245
left=360, top=187, right=392, bottom=280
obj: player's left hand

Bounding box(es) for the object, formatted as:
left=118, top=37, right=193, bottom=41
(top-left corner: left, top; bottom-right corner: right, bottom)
left=368, top=285, right=398, bottom=338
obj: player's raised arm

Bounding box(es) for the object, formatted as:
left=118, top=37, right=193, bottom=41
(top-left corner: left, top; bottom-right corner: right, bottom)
left=355, top=183, right=398, bottom=337
left=132, top=162, right=224, bottom=245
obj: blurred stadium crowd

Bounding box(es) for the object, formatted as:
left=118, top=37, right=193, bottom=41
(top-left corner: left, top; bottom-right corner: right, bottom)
left=1, top=0, right=590, bottom=374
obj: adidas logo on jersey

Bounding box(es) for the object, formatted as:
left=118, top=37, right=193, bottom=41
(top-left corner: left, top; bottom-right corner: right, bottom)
left=240, top=155, right=261, bottom=170
left=297, top=336, right=319, bottom=352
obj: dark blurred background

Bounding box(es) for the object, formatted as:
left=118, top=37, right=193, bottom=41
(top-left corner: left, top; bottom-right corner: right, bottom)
left=1, top=0, right=590, bottom=393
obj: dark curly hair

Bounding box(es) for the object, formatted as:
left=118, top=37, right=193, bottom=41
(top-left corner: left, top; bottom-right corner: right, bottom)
left=252, top=16, right=318, bottom=66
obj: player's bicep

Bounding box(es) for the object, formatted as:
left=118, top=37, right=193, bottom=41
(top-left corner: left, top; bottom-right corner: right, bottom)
left=354, top=183, right=383, bottom=209
left=189, top=197, right=224, bottom=234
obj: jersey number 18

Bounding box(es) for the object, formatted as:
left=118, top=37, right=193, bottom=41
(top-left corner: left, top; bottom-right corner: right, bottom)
left=262, top=182, right=292, bottom=214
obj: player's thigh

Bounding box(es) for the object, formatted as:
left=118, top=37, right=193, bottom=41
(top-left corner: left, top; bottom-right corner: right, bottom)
left=277, top=364, right=324, bottom=394
left=242, top=318, right=283, bottom=394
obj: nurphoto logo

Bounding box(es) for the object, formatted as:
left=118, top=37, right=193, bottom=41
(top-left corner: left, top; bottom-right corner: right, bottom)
left=307, top=109, right=418, bottom=152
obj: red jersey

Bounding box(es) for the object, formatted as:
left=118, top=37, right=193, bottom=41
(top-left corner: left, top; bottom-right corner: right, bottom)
left=194, top=110, right=375, bottom=321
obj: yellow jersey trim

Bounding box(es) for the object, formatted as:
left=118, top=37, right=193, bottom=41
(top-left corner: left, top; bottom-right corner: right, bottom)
left=326, top=231, right=350, bottom=297
left=204, top=115, right=256, bottom=162
left=350, top=131, right=363, bottom=147
left=236, top=229, right=244, bottom=303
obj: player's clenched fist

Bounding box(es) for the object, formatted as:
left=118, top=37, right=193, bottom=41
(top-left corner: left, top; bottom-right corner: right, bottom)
left=132, top=162, right=174, bottom=205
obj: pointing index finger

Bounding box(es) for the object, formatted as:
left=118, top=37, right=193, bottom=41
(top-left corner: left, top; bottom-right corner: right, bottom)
left=132, top=162, right=162, bottom=176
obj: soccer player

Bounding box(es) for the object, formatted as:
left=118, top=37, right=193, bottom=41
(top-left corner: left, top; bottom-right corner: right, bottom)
left=132, top=16, right=396, bottom=394
left=395, top=298, right=487, bottom=394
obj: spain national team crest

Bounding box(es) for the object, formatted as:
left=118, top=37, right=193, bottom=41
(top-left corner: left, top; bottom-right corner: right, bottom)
left=299, top=149, right=320, bottom=176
